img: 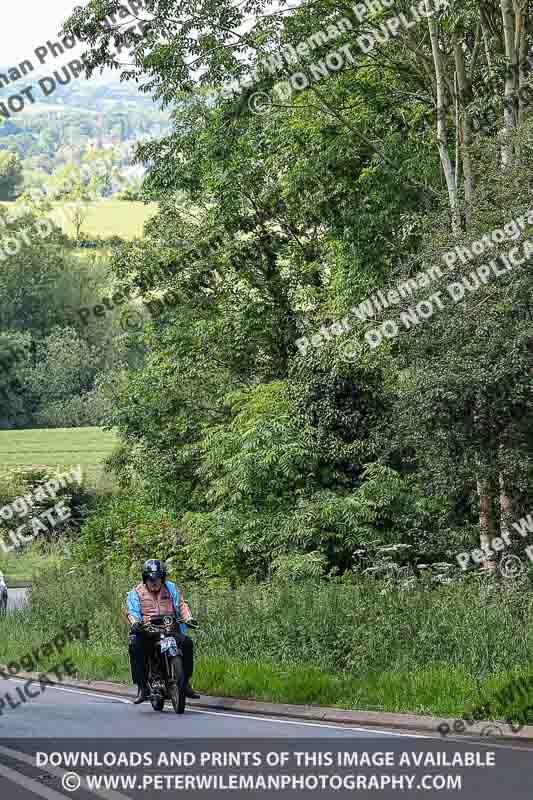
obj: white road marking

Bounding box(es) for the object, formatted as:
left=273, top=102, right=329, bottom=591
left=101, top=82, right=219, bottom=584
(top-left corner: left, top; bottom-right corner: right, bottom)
left=34, top=685, right=133, bottom=704
left=186, top=706, right=428, bottom=737
left=0, top=759, right=73, bottom=800
left=0, top=745, right=132, bottom=800
left=5, top=676, right=532, bottom=749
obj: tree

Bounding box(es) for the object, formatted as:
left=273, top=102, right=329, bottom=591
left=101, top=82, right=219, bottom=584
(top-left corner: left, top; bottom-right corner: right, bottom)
left=47, top=165, right=95, bottom=239
left=62, top=0, right=533, bottom=576
left=0, top=152, right=23, bottom=200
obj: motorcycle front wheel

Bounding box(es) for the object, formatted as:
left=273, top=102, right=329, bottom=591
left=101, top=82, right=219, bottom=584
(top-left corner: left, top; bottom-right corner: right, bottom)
left=168, top=655, right=186, bottom=715
left=151, top=694, right=165, bottom=712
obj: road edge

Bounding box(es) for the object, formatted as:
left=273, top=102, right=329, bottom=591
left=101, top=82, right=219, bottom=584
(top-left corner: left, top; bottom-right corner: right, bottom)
left=7, top=671, right=533, bottom=741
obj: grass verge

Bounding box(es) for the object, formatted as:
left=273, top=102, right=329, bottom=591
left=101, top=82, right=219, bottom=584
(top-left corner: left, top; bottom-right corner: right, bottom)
left=1, top=611, right=533, bottom=725
left=3, top=563, right=533, bottom=727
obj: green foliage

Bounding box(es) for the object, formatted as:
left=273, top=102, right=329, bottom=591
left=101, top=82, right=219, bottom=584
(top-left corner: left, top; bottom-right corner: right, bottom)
left=22, top=327, right=113, bottom=427
left=73, top=496, right=183, bottom=582
left=13, top=563, right=533, bottom=687
left=46, top=0, right=533, bottom=588
left=0, top=217, right=136, bottom=429
left=0, top=152, right=23, bottom=200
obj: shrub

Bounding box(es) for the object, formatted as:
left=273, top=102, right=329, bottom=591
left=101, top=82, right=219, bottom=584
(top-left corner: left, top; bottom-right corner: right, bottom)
left=72, top=496, right=183, bottom=581
left=0, top=465, right=100, bottom=543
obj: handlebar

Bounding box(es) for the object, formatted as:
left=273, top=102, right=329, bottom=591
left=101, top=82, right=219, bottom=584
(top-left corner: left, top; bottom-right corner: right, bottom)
left=132, top=616, right=199, bottom=634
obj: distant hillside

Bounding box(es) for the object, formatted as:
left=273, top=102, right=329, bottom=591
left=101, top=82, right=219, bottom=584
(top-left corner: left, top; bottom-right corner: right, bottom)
left=0, top=70, right=171, bottom=179
left=0, top=66, right=162, bottom=112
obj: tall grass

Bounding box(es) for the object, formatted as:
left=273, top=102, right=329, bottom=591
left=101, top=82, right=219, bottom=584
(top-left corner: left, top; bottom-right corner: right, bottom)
left=0, top=541, right=68, bottom=582
left=2, top=563, right=533, bottom=718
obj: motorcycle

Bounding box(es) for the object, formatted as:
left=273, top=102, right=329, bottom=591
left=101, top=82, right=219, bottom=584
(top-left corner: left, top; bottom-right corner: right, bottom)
left=139, top=614, right=198, bottom=714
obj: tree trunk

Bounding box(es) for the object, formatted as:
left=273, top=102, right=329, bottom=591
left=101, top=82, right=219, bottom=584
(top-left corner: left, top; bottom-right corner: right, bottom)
left=517, top=2, right=529, bottom=128
left=498, top=426, right=514, bottom=542
left=425, top=0, right=460, bottom=231
left=453, top=39, right=474, bottom=217
left=499, top=475, right=513, bottom=542
left=480, top=8, right=494, bottom=75
left=501, top=0, right=518, bottom=166
left=477, top=477, right=498, bottom=572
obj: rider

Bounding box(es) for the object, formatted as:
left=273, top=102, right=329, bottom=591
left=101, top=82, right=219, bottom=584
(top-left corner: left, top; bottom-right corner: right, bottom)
left=126, top=559, right=200, bottom=704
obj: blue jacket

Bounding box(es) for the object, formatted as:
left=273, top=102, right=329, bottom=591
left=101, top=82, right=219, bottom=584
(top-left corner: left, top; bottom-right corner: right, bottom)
left=126, top=580, right=187, bottom=634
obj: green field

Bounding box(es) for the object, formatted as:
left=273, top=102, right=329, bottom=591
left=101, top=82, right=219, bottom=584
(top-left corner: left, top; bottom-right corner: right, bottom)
left=49, top=200, right=158, bottom=240
left=0, top=426, right=118, bottom=581
left=0, top=426, right=118, bottom=486
left=1, top=200, right=157, bottom=241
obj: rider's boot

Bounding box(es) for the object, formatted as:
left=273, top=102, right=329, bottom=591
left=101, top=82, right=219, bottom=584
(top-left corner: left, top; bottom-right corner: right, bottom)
left=185, top=683, right=200, bottom=699
left=133, top=684, right=150, bottom=704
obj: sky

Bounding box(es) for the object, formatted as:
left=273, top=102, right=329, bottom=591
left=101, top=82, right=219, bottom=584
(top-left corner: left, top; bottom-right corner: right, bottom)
left=2, top=0, right=87, bottom=63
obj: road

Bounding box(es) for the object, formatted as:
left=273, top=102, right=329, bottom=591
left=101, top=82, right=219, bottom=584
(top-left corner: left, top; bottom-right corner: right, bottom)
left=1, top=591, right=530, bottom=798
left=0, top=676, right=430, bottom=799
left=0, top=675, right=417, bottom=739
left=6, top=588, right=27, bottom=612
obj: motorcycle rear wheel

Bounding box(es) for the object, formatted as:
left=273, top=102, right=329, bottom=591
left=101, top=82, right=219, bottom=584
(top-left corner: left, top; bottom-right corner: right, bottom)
left=168, top=655, right=186, bottom=715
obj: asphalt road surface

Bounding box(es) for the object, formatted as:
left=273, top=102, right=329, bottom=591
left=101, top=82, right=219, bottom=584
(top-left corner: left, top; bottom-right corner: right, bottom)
left=0, top=676, right=420, bottom=740
left=6, top=589, right=27, bottom=612
left=1, top=677, right=529, bottom=798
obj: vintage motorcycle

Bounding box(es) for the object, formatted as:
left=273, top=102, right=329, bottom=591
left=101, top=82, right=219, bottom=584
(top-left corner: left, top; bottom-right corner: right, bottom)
left=140, top=614, right=198, bottom=714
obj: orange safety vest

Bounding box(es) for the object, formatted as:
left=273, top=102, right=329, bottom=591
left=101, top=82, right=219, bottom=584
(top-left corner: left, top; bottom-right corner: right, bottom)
left=134, top=581, right=176, bottom=624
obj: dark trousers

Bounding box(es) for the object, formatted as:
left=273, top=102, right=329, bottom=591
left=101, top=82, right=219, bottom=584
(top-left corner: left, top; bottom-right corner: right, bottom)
left=128, top=629, right=193, bottom=687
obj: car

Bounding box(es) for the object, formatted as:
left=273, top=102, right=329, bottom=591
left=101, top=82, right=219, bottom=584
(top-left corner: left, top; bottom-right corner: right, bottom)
left=0, top=572, right=8, bottom=614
